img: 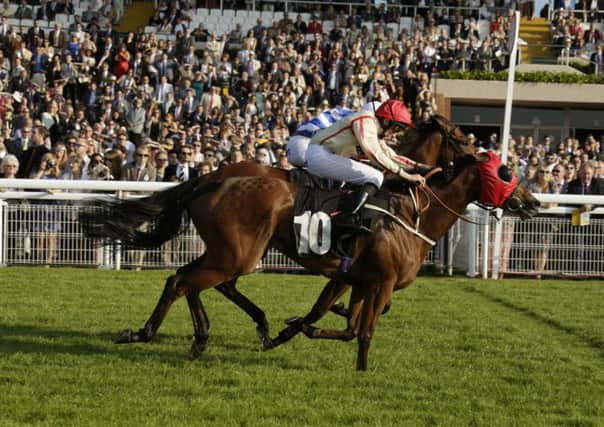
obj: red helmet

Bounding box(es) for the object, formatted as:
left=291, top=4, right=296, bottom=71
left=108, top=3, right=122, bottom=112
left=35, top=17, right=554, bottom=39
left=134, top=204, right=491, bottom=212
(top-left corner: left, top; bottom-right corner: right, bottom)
left=375, top=99, right=414, bottom=127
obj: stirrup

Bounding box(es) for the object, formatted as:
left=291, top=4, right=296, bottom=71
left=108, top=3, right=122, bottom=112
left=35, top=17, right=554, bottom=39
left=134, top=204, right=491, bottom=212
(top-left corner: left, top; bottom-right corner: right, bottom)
left=350, top=191, right=369, bottom=215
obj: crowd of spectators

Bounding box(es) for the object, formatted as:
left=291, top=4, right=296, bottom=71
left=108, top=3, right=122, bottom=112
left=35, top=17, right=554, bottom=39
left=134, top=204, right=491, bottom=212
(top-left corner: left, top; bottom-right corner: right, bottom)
left=551, top=7, right=603, bottom=70
left=0, top=0, right=526, bottom=185
left=0, top=0, right=600, bottom=188
left=475, top=132, right=604, bottom=199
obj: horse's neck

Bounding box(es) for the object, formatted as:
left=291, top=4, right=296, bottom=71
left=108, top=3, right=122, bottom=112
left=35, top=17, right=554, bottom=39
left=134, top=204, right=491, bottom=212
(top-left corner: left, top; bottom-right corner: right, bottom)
left=398, top=130, right=439, bottom=166
left=419, top=167, right=479, bottom=241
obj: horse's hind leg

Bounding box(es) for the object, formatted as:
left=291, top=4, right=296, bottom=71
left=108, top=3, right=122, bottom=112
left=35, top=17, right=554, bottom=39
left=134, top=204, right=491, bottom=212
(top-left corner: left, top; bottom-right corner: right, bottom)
left=115, top=256, right=209, bottom=344
left=115, top=271, right=188, bottom=344
left=187, top=290, right=210, bottom=360
left=215, top=278, right=272, bottom=349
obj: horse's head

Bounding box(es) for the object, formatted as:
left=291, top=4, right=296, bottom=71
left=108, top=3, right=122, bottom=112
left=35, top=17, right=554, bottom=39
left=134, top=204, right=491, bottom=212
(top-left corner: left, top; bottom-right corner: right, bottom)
left=473, top=151, right=540, bottom=219
left=395, top=114, right=476, bottom=171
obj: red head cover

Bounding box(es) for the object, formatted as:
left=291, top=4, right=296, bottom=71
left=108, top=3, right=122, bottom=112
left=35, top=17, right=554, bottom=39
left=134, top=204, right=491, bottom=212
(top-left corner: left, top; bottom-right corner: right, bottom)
left=477, top=151, right=519, bottom=207
left=375, top=100, right=414, bottom=127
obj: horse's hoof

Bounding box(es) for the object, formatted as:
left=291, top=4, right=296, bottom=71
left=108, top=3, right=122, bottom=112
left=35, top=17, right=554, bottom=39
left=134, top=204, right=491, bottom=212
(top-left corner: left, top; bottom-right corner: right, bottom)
left=285, top=316, right=303, bottom=326
left=189, top=340, right=206, bottom=360
left=256, top=325, right=271, bottom=343
left=261, top=337, right=275, bottom=351
left=301, top=324, right=319, bottom=338
left=330, top=302, right=349, bottom=317
left=382, top=302, right=391, bottom=315
left=115, top=329, right=135, bottom=344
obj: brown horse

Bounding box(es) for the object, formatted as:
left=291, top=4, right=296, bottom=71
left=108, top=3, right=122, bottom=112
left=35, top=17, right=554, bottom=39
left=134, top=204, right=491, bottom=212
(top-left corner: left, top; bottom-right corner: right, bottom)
left=158, top=115, right=475, bottom=348
left=90, top=115, right=472, bottom=350
left=81, top=148, right=539, bottom=370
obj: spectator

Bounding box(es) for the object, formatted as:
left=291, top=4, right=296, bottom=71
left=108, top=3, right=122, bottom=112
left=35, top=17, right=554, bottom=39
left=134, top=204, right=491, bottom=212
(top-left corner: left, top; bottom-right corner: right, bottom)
left=122, top=144, right=156, bottom=181
left=0, top=153, right=18, bottom=179
left=163, top=145, right=198, bottom=182
left=565, top=162, right=604, bottom=211
left=31, top=151, right=61, bottom=265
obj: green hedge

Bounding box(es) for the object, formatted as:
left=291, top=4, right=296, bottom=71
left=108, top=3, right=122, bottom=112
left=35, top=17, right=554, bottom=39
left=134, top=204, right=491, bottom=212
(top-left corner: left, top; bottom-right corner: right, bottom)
left=438, top=70, right=604, bottom=84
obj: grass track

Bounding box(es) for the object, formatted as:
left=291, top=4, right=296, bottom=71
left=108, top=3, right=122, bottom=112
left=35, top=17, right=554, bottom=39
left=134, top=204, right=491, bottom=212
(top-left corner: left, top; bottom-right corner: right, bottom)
left=0, top=268, right=603, bottom=426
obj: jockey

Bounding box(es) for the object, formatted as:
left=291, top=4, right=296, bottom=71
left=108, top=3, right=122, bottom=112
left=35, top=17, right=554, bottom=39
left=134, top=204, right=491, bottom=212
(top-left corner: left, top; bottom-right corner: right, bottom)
left=287, top=106, right=356, bottom=167
left=287, top=102, right=383, bottom=168
left=304, top=99, right=435, bottom=215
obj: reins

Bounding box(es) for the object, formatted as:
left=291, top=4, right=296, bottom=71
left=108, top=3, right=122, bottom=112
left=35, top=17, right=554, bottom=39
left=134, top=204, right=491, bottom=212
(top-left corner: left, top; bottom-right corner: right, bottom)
left=363, top=168, right=443, bottom=247
left=419, top=183, right=484, bottom=225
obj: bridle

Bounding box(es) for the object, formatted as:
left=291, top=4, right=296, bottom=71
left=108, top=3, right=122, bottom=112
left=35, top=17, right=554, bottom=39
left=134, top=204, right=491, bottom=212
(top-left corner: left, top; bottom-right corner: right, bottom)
left=437, top=122, right=473, bottom=176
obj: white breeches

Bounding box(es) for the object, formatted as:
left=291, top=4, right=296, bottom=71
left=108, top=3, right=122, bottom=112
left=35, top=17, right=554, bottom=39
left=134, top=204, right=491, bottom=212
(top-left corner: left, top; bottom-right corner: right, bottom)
left=305, top=144, right=384, bottom=188
left=286, top=135, right=310, bottom=167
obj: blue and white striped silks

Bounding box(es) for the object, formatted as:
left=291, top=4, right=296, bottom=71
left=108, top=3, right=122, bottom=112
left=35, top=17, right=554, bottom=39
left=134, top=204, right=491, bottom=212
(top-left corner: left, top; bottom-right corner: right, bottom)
left=294, top=107, right=356, bottom=139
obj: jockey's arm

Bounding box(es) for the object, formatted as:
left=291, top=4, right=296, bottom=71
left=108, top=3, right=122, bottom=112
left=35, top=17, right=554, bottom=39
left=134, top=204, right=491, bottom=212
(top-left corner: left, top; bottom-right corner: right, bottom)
left=352, top=115, right=418, bottom=175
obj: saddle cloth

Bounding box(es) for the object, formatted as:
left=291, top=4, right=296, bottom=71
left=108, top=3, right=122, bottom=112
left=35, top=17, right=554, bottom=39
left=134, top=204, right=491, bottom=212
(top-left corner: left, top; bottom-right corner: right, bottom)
left=291, top=173, right=390, bottom=258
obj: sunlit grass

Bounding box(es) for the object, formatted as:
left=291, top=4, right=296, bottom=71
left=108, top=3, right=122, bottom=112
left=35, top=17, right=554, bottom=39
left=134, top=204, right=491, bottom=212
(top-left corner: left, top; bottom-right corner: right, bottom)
left=1, top=268, right=602, bottom=426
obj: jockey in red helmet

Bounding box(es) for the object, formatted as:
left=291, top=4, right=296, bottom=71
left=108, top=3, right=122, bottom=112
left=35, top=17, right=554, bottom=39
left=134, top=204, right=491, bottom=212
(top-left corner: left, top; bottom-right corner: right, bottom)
left=305, top=99, right=436, bottom=215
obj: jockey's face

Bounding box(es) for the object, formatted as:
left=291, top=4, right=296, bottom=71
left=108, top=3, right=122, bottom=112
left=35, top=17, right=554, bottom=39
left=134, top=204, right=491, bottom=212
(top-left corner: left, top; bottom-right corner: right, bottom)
left=380, top=118, right=404, bottom=140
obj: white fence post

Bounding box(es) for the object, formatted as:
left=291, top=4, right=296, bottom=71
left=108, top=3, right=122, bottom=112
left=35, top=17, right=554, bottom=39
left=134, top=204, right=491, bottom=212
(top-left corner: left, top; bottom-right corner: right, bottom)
left=0, top=200, right=5, bottom=267
left=465, top=210, right=478, bottom=277
left=481, top=209, right=490, bottom=279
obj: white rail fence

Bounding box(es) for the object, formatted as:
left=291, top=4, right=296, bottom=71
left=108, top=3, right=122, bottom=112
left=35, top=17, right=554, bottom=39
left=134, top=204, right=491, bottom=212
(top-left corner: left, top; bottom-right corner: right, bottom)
left=1, top=179, right=603, bottom=278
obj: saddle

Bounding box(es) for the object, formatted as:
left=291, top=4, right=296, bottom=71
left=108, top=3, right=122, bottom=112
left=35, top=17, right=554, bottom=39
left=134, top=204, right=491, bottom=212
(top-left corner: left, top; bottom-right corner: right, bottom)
left=290, top=169, right=390, bottom=259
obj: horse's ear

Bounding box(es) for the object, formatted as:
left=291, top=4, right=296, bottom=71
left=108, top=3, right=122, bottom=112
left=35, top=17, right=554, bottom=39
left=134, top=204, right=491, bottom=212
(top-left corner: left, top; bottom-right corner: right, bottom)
left=472, top=151, right=490, bottom=162
left=431, top=114, right=453, bottom=133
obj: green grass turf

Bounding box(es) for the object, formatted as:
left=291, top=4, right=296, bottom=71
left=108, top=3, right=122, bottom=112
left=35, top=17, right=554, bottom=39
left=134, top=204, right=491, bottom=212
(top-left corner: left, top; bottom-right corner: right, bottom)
left=0, top=268, right=602, bottom=426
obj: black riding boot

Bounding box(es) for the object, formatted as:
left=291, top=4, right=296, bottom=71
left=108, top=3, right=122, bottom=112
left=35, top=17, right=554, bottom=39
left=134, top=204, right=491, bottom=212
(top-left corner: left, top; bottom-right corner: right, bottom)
left=350, top=183, right=378, bottom=215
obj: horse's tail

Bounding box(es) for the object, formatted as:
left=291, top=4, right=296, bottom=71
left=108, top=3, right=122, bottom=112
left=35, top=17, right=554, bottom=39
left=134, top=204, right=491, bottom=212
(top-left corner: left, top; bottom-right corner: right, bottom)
left=79, top=178, right=221, bottom=248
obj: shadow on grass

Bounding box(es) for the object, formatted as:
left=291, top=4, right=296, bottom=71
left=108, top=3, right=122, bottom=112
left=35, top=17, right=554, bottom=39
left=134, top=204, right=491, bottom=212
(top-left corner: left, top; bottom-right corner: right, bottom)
left=0, top=322, right=311, bottom=369
left=460, top=286, right=604, bottom=355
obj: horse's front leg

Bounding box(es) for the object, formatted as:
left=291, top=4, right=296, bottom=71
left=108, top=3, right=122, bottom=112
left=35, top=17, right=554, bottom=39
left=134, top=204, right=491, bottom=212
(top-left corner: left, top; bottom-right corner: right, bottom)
left=268, top=278, right=351, bottom=348
left=115, top=272, right=187, bottom=344
left=293, top=282, right=366, bottom=342
left=215, top=278, right=272, bottom=349
left=356, top=280, right=395, bottom=371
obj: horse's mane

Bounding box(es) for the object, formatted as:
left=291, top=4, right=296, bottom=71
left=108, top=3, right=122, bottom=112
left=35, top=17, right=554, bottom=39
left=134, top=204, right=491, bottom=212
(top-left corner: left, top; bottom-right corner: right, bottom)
left=396, top=114, right=447, bottom=148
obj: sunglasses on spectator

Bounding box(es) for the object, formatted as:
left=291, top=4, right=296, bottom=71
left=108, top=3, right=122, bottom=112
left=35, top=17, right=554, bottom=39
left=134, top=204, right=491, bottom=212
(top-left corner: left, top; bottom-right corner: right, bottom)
left=552, top=169, right=561, bottom=174
left=136, top=153, right=149, bottom=157
left=156, top=157, right=168, bottom=162
left=538, top=170, right=550, bottom=174
left=181, top=151, right=193, bottom=156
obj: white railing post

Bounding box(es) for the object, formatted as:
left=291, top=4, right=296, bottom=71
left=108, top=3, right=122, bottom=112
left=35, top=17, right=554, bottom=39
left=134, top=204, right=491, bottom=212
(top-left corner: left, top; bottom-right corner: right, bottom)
left=115, top=190, right=124, bottom=271
left=103, top=241, right=111, bottom=269
left=465, top=212, right=478, bottom=277
left=115, top=241, right=122, bottom=270
left=0, top=200, right=6, bottom=267
left=481, top=209, right=490, bottom=279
